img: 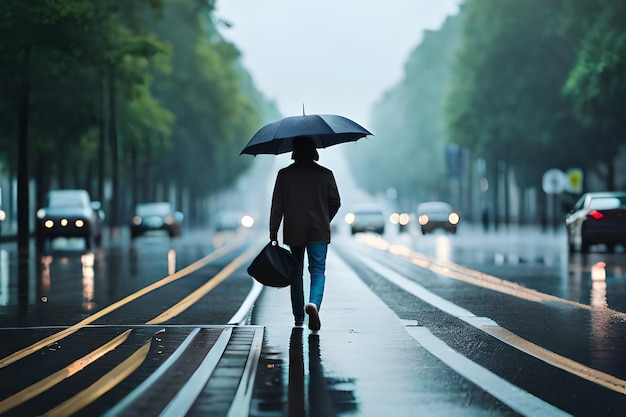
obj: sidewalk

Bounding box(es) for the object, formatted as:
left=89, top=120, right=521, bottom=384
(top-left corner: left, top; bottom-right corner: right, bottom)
left=248, top=247, right=510, bottom=416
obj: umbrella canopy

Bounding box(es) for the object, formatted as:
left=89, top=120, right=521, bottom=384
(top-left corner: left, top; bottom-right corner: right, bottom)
left=240, top=114, right=372, bottom=156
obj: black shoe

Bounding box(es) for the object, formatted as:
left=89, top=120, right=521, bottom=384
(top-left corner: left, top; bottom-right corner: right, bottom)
left=305, top=303, right=321, bottom=331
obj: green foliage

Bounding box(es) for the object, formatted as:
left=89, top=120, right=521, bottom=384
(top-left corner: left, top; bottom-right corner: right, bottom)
left=0, top=0, right=270, bottom=223
left=445, top=0, right=586, bottom=187
left=445, top=0, right=625, bottom=189
left=563, top=1, right=626, bottom=185
left=147, top=1, right=261, bottom=197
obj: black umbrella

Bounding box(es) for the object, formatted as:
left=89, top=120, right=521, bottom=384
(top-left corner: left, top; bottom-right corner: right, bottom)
left=240, top=114, right=372, bottom=156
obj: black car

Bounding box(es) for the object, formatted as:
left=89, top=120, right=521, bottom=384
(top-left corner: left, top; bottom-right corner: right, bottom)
left=565, top=191, right=626, bottom=253
left=36, top=189, right=104, bottom=250
left=130, top=202, right=183, bottom=239
left=417, top=201, right=459, bottom=234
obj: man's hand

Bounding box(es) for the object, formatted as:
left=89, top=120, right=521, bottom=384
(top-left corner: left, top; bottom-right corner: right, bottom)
left=270, top=231, right=278, bottom=242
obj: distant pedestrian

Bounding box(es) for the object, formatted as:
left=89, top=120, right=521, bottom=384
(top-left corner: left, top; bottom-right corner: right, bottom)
left=482, top=207, right=489, bottom=232
left=270, top=136, right=341, bottom=331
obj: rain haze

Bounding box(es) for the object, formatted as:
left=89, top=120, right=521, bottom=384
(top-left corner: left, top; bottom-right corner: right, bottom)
left=215, top=1, right=461, bottom=216
left=214, top=1, right=461, bottom=127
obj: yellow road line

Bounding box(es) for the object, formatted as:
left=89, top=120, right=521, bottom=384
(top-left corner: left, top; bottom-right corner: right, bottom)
left=0, top=329, right=132, bottom=414
left=0, top=244, right=237, bottom=369
left=483, top=324, right=626, bottom=395
left=146, top=245, right=259, bottom=325
left=359, top=250, right=626, bottom=396
left=358, top=234, right=626, bottom=320
left=40, top=339, right=152, bottom=417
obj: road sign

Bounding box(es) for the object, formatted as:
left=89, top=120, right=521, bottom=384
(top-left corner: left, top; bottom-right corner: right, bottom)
left=565, top=168, right=583, bottom=193
left=542, top=169, right=566, bottom=194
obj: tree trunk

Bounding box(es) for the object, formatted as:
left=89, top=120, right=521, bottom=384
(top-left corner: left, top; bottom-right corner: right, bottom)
left=98, top=74, right=107, bottom=204
left=608, top=157, right=616, bottom=191
left=16, top=47, right=30, bottom=307
left=109, top=64, right=119, bottom=234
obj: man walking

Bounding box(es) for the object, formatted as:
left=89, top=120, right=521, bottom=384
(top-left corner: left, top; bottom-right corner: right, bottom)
left=270, top=136, right=341, bottom=331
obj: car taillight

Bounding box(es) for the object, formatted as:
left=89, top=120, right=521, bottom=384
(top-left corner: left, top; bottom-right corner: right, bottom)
left=588, top=210, right=604, bottom=220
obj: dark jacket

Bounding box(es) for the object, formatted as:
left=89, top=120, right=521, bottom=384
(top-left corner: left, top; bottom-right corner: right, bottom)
left=270, top=160, right=341, bottom=246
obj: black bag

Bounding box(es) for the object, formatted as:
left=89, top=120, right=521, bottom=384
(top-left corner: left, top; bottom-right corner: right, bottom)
left=247, top=241, right=298, bottom=287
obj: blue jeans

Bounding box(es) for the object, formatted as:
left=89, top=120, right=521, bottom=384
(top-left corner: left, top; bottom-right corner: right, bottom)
left=289, top=243, right=328, bottom=324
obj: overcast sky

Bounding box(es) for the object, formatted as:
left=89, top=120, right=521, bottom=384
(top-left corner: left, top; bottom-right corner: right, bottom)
left=214, top=1, right=461, bottom=128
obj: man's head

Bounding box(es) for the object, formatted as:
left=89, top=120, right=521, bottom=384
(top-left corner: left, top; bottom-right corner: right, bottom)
left=292, top=136, right=319, bottom=161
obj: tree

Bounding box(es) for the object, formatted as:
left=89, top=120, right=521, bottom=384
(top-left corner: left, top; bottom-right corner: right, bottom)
left=146, top=0, right=261, bottom=222
left=445, top=0, right=586, bottom=191
left=563, top=0, right=626, bottom=189
left=0, top=0, right=102, bottom=255
left=0, top=0, right=272, bottom=239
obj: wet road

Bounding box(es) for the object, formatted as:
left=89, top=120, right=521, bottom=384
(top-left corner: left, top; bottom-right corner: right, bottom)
left=384, top=223, right=626, bottom=313
left=0, top=229, right=255, bottom=327
left=0, top=225, right=626, bottom=415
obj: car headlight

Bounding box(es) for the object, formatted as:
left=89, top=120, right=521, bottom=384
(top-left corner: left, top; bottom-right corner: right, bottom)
left=44, top=220, right=54, bottom=229
left=345, top=213, right=355, bottom=225
left=390, top=213, right=410, bottom=225
left=0, top=210, right=6, bottom=221
left=448, top=212, right=460, bottom=225
left=75, top=219, right=85, bottom=228
left=241, top=215, right=254, bottom=228
left=37, top=209, right=46, bottom=219
left=418, top=214, right=429, bottom=225
left=132, top=216, right=142, bottom=225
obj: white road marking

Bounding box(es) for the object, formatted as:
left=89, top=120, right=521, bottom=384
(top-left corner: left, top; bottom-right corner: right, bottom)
left=405, top=325, right=572, bottom=417
left=359, top=255, right=626, bottom=395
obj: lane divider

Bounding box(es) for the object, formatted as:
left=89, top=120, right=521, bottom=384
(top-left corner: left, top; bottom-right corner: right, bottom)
left=0, top=329, right=133, bottom=414
left=359, top=253, right=626, bottom=395
left=0, top=243, right=238, bottom=369
left=228, top=280, right=264, bottom=325
left=159, top=327, right=233, bottom=417
left=227, top=327, right=264, bottom=417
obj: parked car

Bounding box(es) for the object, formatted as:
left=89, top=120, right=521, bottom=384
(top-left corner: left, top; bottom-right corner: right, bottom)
left=565, top=191, right=626, bottom=253
left=130, top=202, right=183, bottom=239
left=36, top=189, right=104, bottom=249
left=417, top=201, right=459, bottom=234
left=345, top=206, right=385, bottom=235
